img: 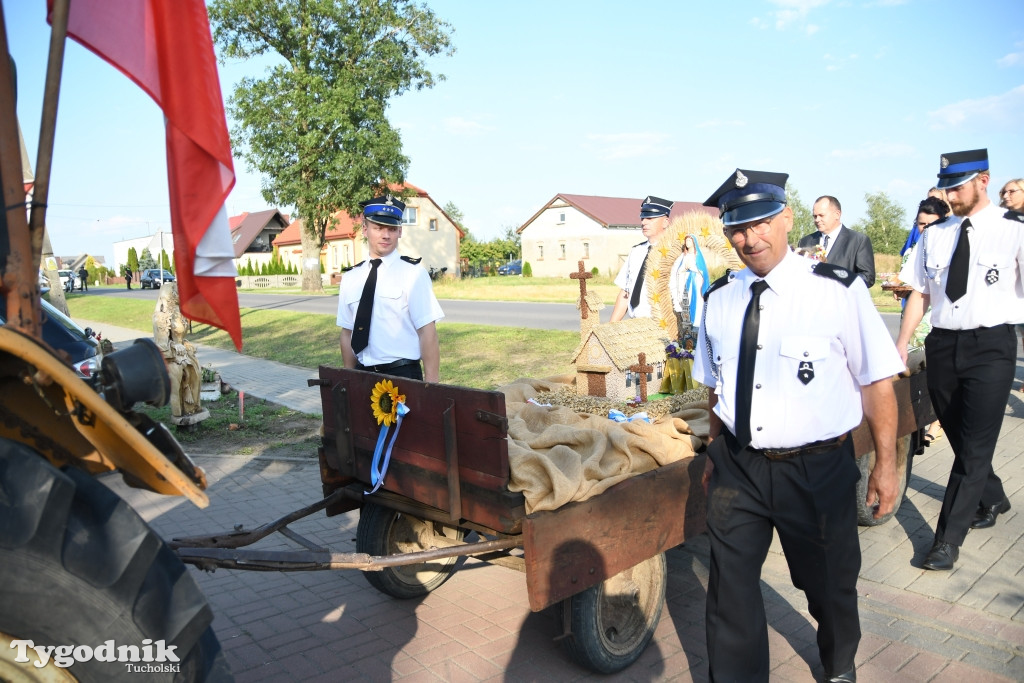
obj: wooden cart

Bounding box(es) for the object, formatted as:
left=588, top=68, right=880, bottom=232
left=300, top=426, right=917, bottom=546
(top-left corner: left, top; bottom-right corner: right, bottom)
left=171, top=364, right=933, bottom=673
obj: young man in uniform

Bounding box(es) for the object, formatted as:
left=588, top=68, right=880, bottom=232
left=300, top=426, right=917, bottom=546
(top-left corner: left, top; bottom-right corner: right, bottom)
left=609, top=195, right=673, bottom=321
left=896, top=149, right=1024, bottom=571
left=337, top=195, right=443, bottom=382
left=694, top=169, right=903, bottom=683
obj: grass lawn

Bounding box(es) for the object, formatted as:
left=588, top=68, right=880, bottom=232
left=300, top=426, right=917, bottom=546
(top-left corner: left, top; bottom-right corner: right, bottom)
left=67, top=296, right=579, bottom=390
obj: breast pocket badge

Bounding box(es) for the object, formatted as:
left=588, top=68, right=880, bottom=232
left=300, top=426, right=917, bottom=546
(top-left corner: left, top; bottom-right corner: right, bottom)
left=985, top=268, right=999, bottom=285
left=797, top=361, right=814, bottom=385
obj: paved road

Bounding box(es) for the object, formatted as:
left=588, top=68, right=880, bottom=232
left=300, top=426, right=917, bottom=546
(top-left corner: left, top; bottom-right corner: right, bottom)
left=105, top=397, right=1024, bottom=682
left=90, top=289, right=902, bottom=334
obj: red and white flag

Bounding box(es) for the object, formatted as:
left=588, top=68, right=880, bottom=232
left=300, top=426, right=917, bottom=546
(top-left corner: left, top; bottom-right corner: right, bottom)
left=50, top=0, right=243, bottom=349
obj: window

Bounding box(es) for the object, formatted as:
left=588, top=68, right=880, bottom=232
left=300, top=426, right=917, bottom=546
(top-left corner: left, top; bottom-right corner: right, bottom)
left=557, top=212, right=566, bottom=224
left=402, top=207, right=418, bottom=225
left=559, top=243, right=566, bottom=260
left=583, top=242, right=590, bottom=259
left=429, top=218, right=438, bottom=231
left=538, top=245, right=544, bottom=261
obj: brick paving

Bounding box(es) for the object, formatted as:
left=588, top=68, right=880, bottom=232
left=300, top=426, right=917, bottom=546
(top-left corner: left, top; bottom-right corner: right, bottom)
left=87, top=320, right=1024, bottom=681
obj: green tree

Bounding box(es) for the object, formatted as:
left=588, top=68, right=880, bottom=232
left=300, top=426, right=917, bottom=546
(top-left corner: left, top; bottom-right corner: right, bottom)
left=127, top=247, right=139, bottom=275
left=209, top=0, right=454, bottom=292
left=443, top=200, right=466, bottom=236
left=522, top=262, right=533, bottom=277
left=138, top=248, right=157, bottom=271
left=159, top=250, right=172, bottom=272
left=852, top=191, right=907, bottom=256
left=786, top=186, right=815, bottom=246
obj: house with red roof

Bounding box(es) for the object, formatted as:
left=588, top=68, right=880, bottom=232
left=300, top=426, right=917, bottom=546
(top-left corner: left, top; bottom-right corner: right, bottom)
left=229, top=209, right=291, bottom=269
left=517, top=194, right=716, bottom=278
left=112, top=209, right=289, bottom=274
left=273, top=182, right=464, bottom=278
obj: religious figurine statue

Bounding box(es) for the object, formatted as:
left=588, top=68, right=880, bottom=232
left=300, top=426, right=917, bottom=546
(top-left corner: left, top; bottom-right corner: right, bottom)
left=669, top=234, right=710, bottom=335
left=153, top=282, right=208, bottom=425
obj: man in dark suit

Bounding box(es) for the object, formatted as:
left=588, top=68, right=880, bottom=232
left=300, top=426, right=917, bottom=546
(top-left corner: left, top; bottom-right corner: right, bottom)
left=798, top=196, right=876, bottom=287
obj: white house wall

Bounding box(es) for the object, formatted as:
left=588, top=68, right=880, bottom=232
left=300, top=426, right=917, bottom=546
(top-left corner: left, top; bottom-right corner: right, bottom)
left=521, top=204, right=645, bottom=278
left=398, top=199, right=459, bottom=277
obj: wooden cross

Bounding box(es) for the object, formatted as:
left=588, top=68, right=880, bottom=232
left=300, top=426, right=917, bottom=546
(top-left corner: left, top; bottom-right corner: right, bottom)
left=629, top=352, right=654, bottom=402
left=569, top=260, right=593, bottom=318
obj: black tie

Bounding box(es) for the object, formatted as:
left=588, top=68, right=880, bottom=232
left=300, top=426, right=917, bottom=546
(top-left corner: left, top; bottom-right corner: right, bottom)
left=630, top=246, right=651, bottom=310
left=945, top=218, right=971, bottom=302
left=351, top=259, right=382, bottom=354
left=735, top=279, right=769, bottom=447
left=822, top=234, right=829, bottom=252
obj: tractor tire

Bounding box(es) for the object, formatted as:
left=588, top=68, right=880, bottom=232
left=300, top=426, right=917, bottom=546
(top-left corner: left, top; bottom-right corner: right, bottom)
left=0, top=438, right=231, bottom=682
left=355, top=502, right=464, bottom=599
left=856, top=433, right=913, bottom=526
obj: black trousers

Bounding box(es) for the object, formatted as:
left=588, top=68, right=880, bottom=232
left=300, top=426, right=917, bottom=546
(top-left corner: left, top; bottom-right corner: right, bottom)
left=705, top=431, right=861, bottom=682
left=925, top=324, right=1015, bottom=546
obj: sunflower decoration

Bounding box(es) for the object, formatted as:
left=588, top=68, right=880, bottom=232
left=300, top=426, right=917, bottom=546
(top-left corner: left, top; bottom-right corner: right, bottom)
left=645, top=211, right=744, bottom=340
left=371, top=379, right=406, bottom=426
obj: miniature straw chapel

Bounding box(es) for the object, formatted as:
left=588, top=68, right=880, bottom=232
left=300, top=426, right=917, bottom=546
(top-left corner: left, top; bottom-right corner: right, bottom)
left=570, top=213, right=741, bottom=401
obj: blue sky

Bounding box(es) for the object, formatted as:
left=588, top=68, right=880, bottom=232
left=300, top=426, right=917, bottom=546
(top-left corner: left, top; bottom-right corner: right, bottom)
left=9, top=0, right=1024, bottom=267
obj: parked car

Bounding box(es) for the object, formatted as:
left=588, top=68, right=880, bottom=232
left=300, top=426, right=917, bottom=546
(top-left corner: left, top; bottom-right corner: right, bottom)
left=140, top=268, right=176, bottom=289
left=58, top=269, right=74, bottom=290
left=0, top=297, right=101, bottom=378
left=498, top=260, right=522, bottom=276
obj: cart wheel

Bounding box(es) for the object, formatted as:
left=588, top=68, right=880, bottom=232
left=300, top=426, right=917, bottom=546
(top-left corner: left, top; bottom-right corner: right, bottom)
left=356, top=502, right=465, bottom=599
left=856, top=433, right=913, bottom=526
left=560, top=552, right=666, bottom=674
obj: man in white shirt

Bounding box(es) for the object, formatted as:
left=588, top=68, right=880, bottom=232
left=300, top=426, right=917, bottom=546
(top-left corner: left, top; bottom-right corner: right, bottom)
left=609, top=195, right=673, bottom=321
left=896, top=148, right=1024, bottom=571
left=695, top=168, right=901, bottom=683
left=337, top=195, right=443, bottom=382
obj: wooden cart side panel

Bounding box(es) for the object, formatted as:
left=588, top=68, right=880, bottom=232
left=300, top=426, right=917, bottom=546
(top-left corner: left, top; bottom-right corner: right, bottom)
left=357, top=450, right=526, bottom=533
left=318, top=366, right=510, bottom=480
left=851, top=372, right=934, bottom=456
left=522, top=454, right=707, bottom=612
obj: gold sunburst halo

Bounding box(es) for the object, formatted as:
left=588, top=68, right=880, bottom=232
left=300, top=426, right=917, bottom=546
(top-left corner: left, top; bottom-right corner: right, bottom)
left=371, top=379, right=406, bottom=426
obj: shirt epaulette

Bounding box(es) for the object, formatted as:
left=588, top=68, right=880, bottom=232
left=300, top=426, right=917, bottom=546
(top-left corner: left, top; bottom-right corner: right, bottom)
left=703, top=272, right=733, bottom=300
left=401, top=255, right=423, bottom=265
left=812, top=262, right=857, bottom=287
left=1003, top=210, right=1024, bottom=223
left=342, top=260, right=364, bottom=273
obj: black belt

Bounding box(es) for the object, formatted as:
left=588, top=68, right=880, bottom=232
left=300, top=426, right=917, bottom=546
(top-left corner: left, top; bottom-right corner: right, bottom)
left=932, top=324, right=1014, bottom=335
left=747, top=434, right=848, bottom=461
left=356, top=358, right=419, bottom=373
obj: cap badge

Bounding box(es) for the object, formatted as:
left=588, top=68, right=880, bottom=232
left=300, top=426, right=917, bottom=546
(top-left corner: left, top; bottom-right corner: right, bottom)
left=735, top=170, right=748, bottom=188
left=385, top=196, right=394, bottom=205
left=940, top=156, right=949, bottom=169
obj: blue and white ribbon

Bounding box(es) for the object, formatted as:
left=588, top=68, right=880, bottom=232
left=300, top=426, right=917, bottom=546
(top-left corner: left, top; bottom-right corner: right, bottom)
left=366, top=401, right=409, bottom=495
left=608, top=409, right=651, bottom=424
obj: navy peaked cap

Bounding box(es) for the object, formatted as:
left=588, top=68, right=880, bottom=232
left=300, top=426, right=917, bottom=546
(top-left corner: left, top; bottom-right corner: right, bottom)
left=640, top=195, right=673, bottom=219
left=703, top=169, right=788, bottom=226
left=360, top=195, right=406, bottom=226
left=936, top=148, right=988, bottom=189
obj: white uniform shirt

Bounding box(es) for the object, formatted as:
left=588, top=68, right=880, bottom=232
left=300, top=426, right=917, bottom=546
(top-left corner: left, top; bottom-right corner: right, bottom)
left=694, top=250, right=904, bottom=449
left=905, top=203, right=1024, bottom=330
left=614, top=241, right=653, bottom=318
left=337, top=250, right=444, bottom=366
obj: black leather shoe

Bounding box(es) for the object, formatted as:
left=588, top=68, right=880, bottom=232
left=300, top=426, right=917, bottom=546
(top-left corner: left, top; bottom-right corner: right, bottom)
left=971, top=497, right=1011, bottom=529
left=827, top=667, right=856, bottom=682
left=922, top=541, right=959, bottom=571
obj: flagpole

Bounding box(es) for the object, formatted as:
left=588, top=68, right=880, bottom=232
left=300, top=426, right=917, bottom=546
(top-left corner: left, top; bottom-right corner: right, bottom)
left=28, top=0, right=69, bottom=272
